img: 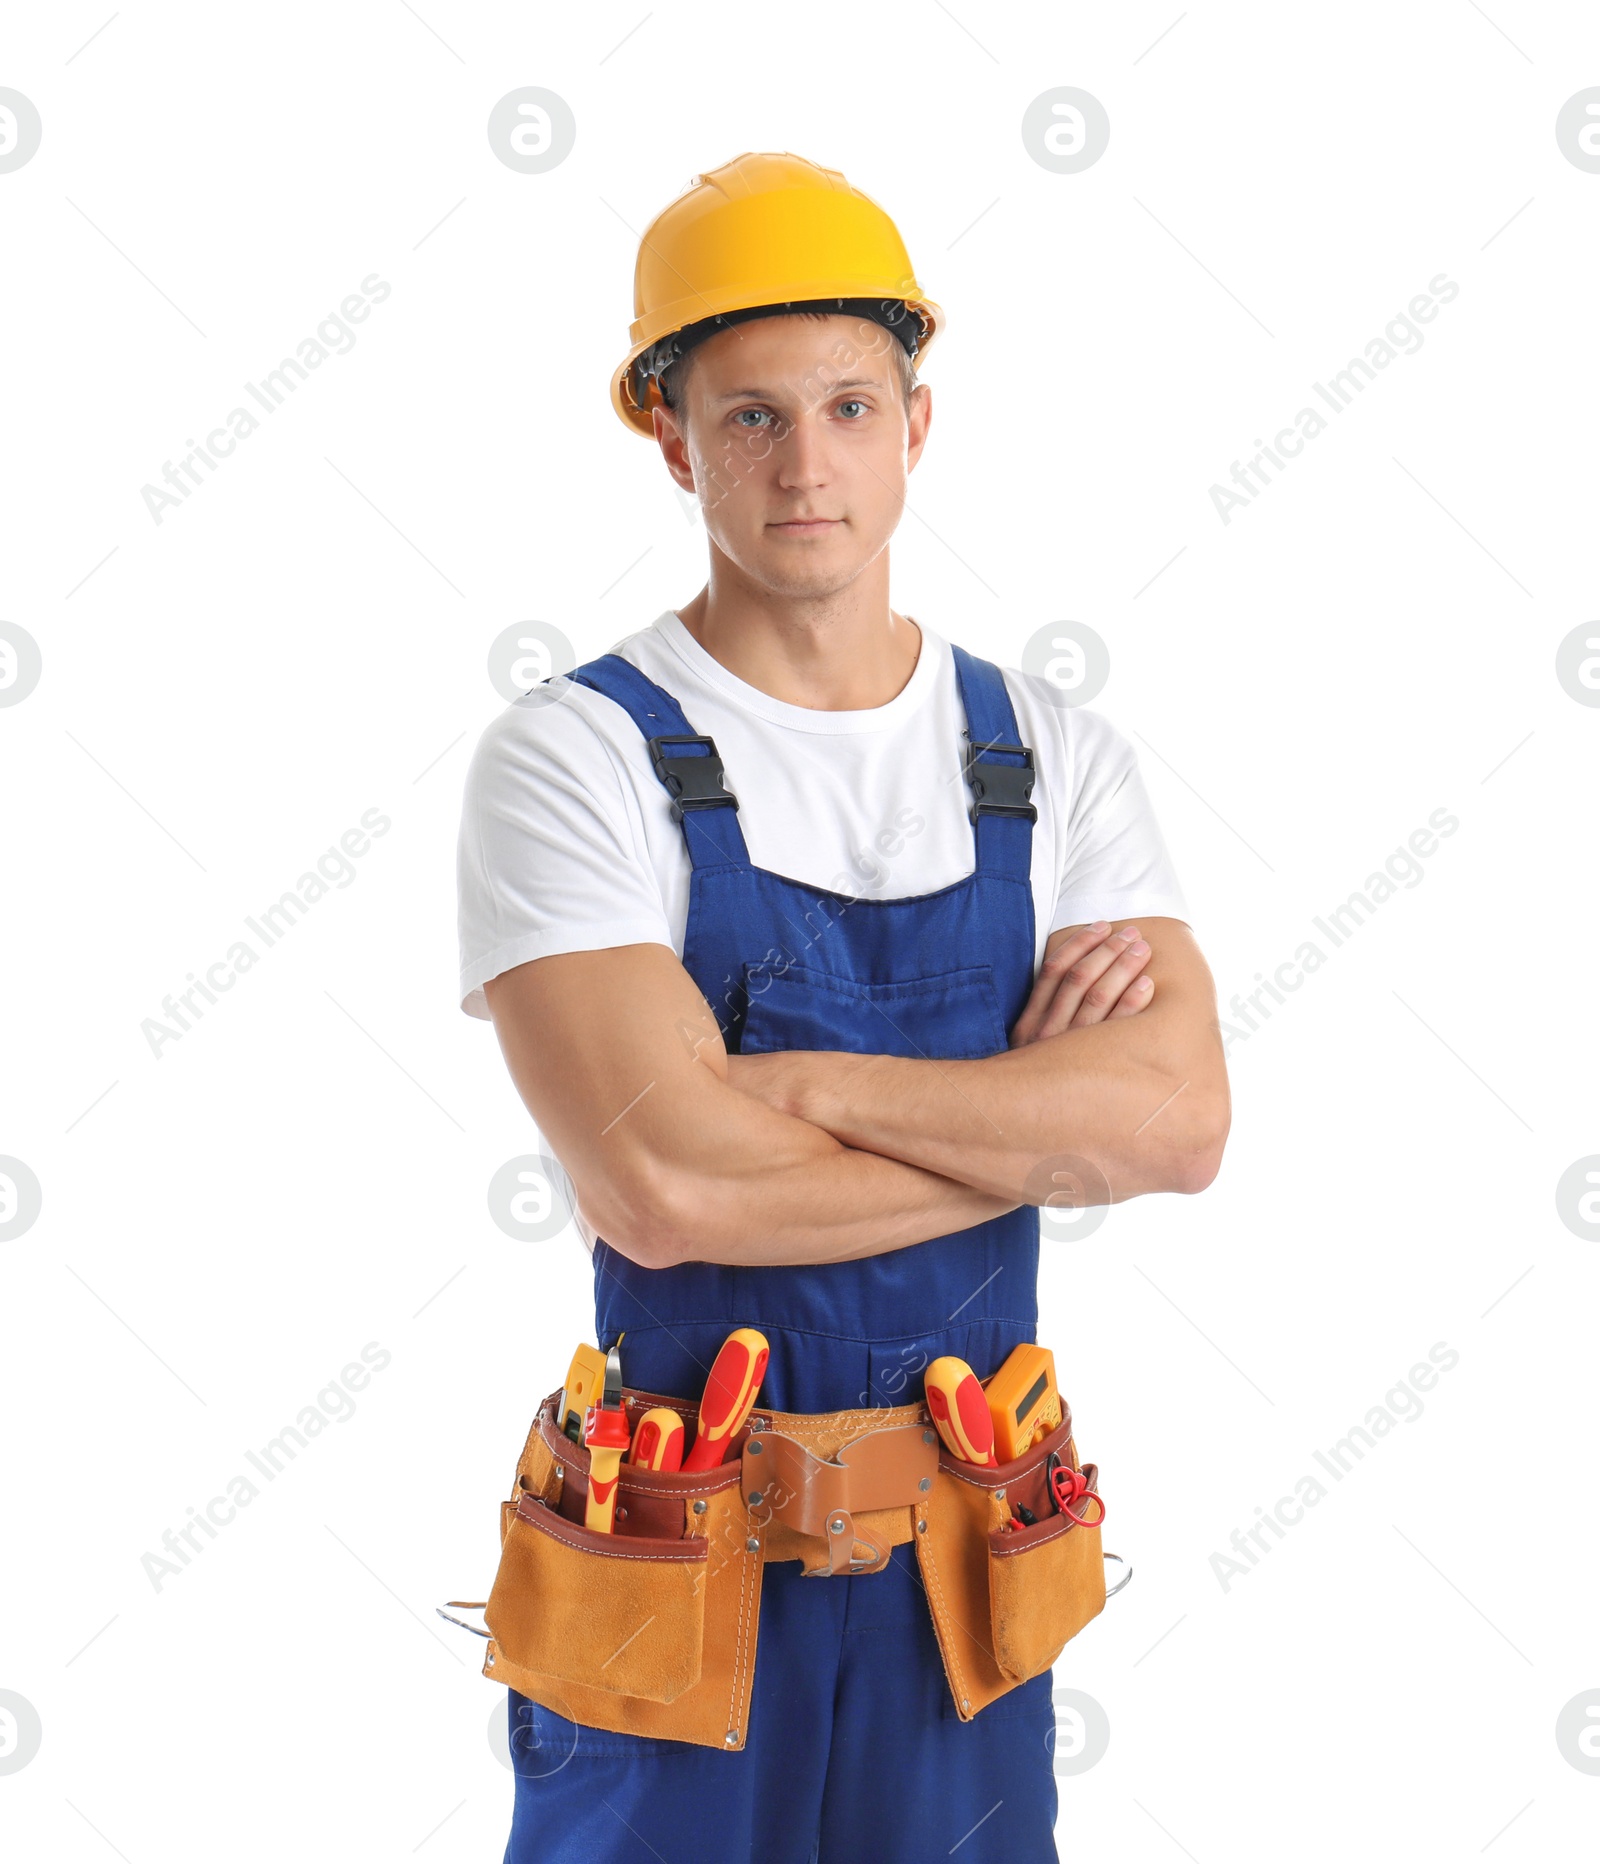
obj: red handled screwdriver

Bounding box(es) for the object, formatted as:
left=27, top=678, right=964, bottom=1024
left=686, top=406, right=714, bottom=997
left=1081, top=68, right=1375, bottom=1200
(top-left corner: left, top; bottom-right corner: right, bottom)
left=682, top=1328, right=769, bottom=1472
left=924, top=1355, right=999, bottom=1466
left=629, top=1407, right=686, bottom=1472
left=582, top=1404, right=631, bottom=1531
left=581, top=1339, right=629, bottom=1531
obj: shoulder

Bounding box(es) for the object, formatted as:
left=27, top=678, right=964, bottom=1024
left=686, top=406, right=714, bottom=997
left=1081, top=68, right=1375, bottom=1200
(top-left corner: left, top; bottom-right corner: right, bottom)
left=997, top=663, right=1143, bottom=786
left=464, top=643, right=660, bottom=797
left=464, top=685, right=603, bottom=791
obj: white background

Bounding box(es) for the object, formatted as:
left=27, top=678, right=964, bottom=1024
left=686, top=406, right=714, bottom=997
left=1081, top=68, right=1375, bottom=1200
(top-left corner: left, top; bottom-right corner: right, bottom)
left=2, top=2, right=1597, bottom=1858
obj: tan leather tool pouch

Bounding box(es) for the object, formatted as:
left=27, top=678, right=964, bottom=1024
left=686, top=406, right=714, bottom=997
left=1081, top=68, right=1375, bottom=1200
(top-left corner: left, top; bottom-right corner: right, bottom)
left=914, top=1404, right=1107, bottom=1720
left=483, top=1388, right=762, bottom=1752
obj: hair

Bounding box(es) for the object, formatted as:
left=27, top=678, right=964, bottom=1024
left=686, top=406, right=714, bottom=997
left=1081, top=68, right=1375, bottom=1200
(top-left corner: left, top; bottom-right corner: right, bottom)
left=657, top=309, right=921, bottom=424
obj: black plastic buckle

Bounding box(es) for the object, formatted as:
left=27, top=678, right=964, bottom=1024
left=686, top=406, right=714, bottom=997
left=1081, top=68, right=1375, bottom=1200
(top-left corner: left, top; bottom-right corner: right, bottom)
left=646, top=733, right=740, bottom=825
left=962, top=736, right=1038, bottom=824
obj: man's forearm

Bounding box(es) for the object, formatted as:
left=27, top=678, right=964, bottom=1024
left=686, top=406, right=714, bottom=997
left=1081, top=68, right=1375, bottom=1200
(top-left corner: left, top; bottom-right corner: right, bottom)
left=780, top=1017, right=1227, bottom=1204
left=660, top=1131, right=1017, bottom=1268
left=491, top=944, right=1019, bottom=1273
left=588, top=1059, right=1018, bottom=1270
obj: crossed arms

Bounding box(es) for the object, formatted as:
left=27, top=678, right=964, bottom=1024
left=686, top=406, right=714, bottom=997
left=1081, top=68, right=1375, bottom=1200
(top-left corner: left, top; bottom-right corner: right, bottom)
left=483, top=917, right=1230, bottom=1270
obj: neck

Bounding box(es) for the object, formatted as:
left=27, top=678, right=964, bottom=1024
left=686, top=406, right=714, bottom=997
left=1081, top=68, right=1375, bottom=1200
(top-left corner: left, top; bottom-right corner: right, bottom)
left=673, top=551, right=921, bottom=712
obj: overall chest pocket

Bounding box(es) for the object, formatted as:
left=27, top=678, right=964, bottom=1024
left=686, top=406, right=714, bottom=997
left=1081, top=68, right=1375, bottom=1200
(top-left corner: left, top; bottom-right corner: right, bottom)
left=740, top=960, right=1009, bottom=1061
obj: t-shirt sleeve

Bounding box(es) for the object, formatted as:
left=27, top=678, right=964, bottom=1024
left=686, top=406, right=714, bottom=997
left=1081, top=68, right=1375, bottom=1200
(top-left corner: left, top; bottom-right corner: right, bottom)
left=456, top=693, right=675, bottom=1020
left=1049, top=707, right=1191, bottom=935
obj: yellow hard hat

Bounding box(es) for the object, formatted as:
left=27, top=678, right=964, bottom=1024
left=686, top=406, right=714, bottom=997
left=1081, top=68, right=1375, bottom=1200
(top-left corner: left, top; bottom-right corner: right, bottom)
left=610, top=151, right=944, bottom=438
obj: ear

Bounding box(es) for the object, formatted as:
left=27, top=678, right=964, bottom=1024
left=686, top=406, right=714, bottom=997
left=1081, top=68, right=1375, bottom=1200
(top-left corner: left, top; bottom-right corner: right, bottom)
left=653, top=403, right=696, bottom=495
left=906, top=380, right=933, bottom=471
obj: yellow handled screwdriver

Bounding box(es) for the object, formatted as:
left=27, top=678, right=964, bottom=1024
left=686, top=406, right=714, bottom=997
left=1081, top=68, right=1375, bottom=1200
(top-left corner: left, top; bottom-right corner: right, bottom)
left=924, top=1355, right=999, bottom=1466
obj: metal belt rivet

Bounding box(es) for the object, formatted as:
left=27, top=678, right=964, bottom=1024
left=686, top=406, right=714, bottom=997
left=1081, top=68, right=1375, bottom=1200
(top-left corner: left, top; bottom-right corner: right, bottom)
left=918, top=1476, right=931, bottom=1492
left=747, top=1438, right=764, bottom=1455
left=994, top=1488, right=1006, bottom=1503
left=916, top=1519, right=927, bottom=1534
left=725, top=1730, right=738, bottom=1746
left=962, top=1697, right=971, bottom=1712
left=923, top=1429, right=936, bottom=1444
left=486, top=1651, right=495, bottom=1666
left=746, top=1537, right=760, bottom=1552
left=692, top=1500, right=707, bottom=1515
left=748, top=1490, right=764, bottom=1507
left=829, top=1516, right=845, bottom=1534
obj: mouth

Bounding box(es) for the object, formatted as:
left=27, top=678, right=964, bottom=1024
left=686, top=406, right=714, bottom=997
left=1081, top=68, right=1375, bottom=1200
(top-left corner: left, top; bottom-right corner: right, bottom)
left=768, top=517, right=843, bottom=536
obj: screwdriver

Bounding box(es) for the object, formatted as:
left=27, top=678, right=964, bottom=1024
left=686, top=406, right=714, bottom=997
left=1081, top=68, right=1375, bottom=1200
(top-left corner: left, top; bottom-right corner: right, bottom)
left=924, top=1355, right=999, bottom=1466
left=681, top=1328, right=769, bottom=1472
left=583, top=1403, right=631, bottom=1531
left=581, top=1339, right=629, bottom=1532
left=629, top=1407, right=686, bottom=1472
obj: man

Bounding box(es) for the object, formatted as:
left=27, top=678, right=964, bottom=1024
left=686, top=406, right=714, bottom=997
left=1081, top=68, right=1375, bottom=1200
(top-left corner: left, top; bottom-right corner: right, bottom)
left=457, top=152, right=1229, bottom=1863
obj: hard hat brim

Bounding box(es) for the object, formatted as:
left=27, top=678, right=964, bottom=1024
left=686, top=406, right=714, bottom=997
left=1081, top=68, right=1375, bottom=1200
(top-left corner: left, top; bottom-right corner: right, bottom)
left=611, top=293, right=945, bottom=439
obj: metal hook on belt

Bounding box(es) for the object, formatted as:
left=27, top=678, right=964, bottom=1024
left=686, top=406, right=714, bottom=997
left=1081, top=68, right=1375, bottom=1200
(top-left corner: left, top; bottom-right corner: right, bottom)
left=808, top=1508, right=888, bottom=1577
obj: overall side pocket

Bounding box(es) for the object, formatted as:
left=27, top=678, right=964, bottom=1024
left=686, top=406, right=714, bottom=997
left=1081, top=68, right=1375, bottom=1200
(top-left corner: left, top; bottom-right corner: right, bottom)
left=486, top=1491, right=708, bottom=1704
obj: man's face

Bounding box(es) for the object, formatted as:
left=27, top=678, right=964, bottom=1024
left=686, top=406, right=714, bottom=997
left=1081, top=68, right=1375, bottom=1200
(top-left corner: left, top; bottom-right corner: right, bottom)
left=652, top=312, right=931, bottom=600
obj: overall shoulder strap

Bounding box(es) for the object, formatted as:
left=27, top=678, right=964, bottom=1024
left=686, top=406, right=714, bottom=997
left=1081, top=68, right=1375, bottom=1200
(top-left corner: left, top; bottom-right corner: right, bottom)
left=949, top=644, right=1037, bottom=884
left=555, top=653, right=752, bottom=870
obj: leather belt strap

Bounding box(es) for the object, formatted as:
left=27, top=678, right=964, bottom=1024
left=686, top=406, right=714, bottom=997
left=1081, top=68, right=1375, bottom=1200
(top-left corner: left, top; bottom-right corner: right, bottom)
left=742, top=1420, right=940, bottom=1575
left=522, top=1386, right=947, bottom=1578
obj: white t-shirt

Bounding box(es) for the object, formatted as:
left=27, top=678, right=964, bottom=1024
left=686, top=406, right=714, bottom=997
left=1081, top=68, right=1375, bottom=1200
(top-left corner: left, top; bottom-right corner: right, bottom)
left=456, top=609, right=1189, bottom=1022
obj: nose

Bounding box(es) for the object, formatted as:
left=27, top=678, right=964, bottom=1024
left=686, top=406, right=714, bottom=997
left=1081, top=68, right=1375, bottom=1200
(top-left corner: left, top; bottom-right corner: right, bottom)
left=774, top=410, right=830, bottom=491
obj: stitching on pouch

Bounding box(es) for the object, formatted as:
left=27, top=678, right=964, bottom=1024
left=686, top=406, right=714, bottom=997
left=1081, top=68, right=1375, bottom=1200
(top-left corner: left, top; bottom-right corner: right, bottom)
left=521, top=1510, right=710, bottom=1562
left=903, top=1501, right=1006, bottom=1675
left=730, top=1496, right=756, bottom=1737
left=917, top=1507, right=969, bottom=1708
left=988, top=1514, right=1074, bottom=1557
left=937, top=1427, right=1072, bottom=1491
left=540, top=1431, right=738, bottom=1498
left=764, top=1408, right=923, bottom=1441
left=535, top=1537, right=704, bottom=1563
left=941, top=1463, right=1019, bottom=1492
left=616, top=1471, right=734, bottom=1497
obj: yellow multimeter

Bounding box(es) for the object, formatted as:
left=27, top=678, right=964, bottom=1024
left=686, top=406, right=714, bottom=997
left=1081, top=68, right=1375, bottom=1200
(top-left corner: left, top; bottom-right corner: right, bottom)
left=985, top=1343, right=1062, bottom=1462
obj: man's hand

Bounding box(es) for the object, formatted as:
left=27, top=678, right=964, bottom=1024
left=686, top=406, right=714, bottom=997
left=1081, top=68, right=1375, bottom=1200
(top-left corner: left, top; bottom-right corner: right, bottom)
left=726, top=920, right=1157, bottom=1113
left=1009, top=920, right=1154, bottom=1046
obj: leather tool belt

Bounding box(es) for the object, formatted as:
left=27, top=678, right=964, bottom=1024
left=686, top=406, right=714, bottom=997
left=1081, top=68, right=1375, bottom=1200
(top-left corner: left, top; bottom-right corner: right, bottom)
left=444, top=1383, right=1114, bottom=1753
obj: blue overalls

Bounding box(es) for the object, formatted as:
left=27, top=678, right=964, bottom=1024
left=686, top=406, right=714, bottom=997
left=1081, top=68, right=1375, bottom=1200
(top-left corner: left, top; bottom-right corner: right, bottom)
left=504, top=644, right=1060, bottom=1863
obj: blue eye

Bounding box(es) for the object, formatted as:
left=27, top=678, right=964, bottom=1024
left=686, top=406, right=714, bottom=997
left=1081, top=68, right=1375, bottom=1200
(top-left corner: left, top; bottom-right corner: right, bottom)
left=838, top=399, right=867, bottom=418
left=733, top=408, right=774, bottom=428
